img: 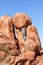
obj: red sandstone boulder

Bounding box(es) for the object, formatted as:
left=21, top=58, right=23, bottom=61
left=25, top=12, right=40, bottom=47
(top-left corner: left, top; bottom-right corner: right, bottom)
left=0, top=13, right=42, bottom=65
left=26, top=25, right=41, bottom=52
left=0, top=15, right=14, bottom=40
left=13, top=13, right=32, bottom=29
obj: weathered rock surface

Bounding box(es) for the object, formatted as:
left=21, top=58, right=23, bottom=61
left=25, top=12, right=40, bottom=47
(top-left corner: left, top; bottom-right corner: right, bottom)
left=13, top=13, right=32, bottom=29
left=26, top=25, right=41, bottom=52
left=22, top=50, right=35, bottom=61
left=0, top=13, right=43, bottom=65
left=0, top=15, right=15, bottom=40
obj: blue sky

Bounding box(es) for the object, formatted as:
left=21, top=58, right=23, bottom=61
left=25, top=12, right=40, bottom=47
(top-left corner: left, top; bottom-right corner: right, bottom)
left=0, top=0, right=43, bottom=47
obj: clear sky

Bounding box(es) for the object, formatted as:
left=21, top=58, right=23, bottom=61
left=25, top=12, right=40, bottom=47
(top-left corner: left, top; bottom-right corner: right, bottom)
left=0, top=0, right=43, bottom=47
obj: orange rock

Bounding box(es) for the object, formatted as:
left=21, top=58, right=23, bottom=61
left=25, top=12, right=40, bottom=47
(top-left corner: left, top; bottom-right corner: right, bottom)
left=37, top=60, right=43, bottom=65
left=31, top=56, right=41, bottom=65
left=13, top=13, right=32, bottom=29
left=40, top=55, right=43, bottom=60
left=0, top=62, right=10, bottom=65
left=25, top=39, right=37, bottom=52
left=26, top=25, right=41, bottom=52
left=16, top=29, right=25, bottom=53
left=0, top=15, right=14, bottom=40
left=25, top=61, right=30, bottom=65
left=40, top=49, right=43, bottom=55
left=11, top=49, right=19, bottom=56
left=22, top=50, right=35, bottom=61
left=10, top=56, right=16, bottom=64
left=0, top=51, right=5, bottom=60
left=13, top=56, right=26, bottom=65
left=4, top=55, right=11, bottom=63
left=0, top=43, right=10, bottom=52
left=0, top=14, right=42, bottom=65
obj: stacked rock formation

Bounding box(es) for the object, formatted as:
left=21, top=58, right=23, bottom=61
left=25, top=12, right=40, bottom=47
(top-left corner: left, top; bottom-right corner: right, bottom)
left=0, top=13, right=43, bottom=65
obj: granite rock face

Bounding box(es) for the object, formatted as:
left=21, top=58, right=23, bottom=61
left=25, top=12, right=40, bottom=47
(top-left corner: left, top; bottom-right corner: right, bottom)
left=0, top=13, right=43, bottom=65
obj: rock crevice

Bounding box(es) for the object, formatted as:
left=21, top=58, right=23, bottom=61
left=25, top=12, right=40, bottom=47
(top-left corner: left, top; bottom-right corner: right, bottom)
left=0, top=13, right=43, bottom=65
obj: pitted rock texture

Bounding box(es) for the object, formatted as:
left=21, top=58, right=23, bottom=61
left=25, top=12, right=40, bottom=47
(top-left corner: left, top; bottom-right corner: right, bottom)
left=0, top=13, right=43, bottom=65
left=26, top=25, right=41, bottom=51
left=0, top=15, right=14, bottom=40
left=13, top=13, right=32, bottom=29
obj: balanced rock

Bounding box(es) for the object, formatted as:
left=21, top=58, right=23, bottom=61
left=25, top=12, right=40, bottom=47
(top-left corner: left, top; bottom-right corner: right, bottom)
left=0, top=13, right=42, bottom=65
left=13, top=13, right=32, bottom=29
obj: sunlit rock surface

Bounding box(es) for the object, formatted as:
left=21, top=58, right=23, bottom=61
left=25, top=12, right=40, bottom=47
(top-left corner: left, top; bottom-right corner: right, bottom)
left=0, top=13, right=43, bottom=65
